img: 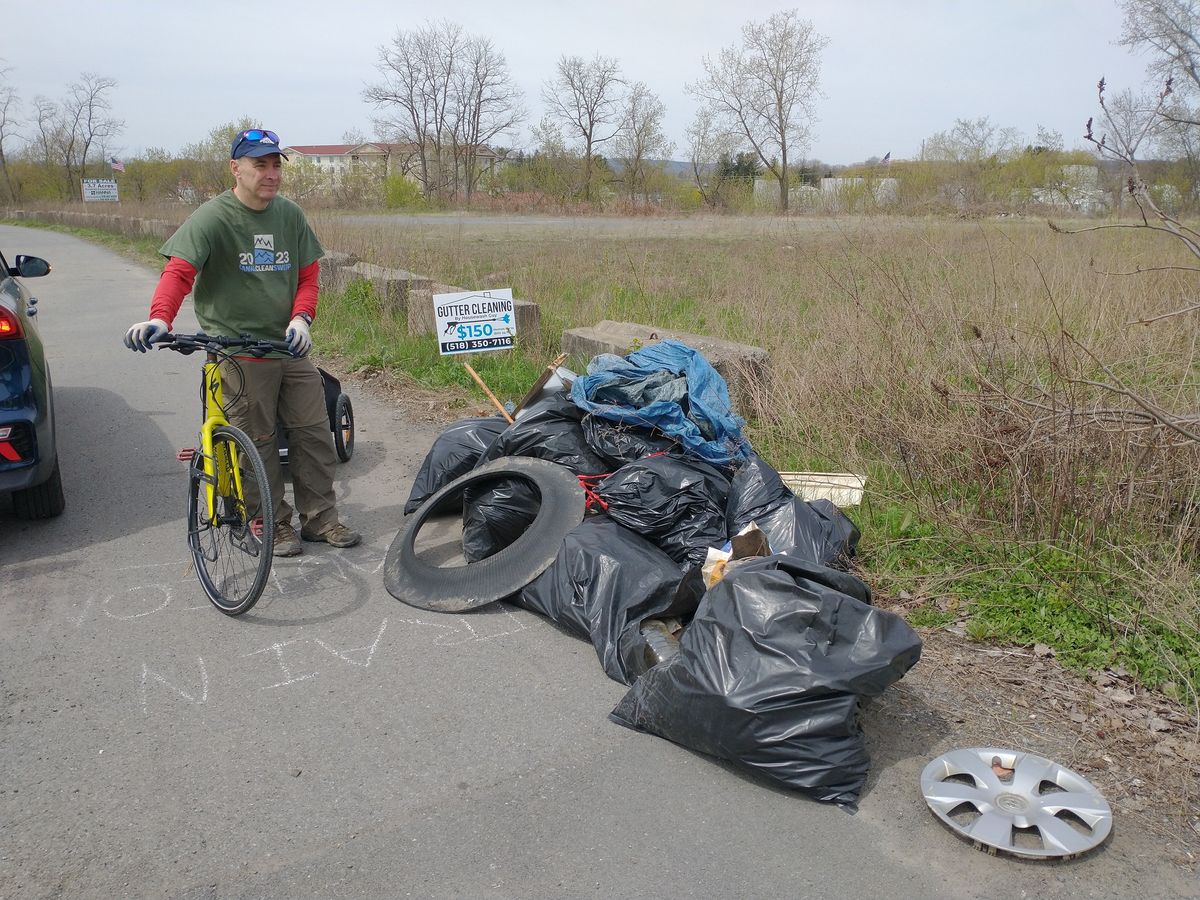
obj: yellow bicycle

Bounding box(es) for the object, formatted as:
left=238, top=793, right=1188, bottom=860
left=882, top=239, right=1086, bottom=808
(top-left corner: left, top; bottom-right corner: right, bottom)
left=153, top=332, right=292, bottom=615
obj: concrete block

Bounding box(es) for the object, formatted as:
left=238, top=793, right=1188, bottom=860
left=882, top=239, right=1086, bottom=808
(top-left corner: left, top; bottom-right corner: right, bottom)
left=561, top=320, right=772, bottom=418
left=339, top=261, right=431, bottom=317
left=145, top=219, right=176, bottom=240
left=317, top=250, right=360, bottom=294
left=514, top=300, right=540, bottom=343
left=407, top=286, right=440, bottom=335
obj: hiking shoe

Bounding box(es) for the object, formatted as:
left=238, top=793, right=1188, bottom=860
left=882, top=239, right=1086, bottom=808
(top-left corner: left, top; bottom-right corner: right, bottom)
left=300, top=522, right=362, bottom=548
left=273, top=522, right=303, bottom=557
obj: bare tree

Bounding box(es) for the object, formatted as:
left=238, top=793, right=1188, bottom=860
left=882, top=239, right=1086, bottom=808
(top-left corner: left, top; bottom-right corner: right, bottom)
left=451, top=36, right=524, bottom=203
left=541, top=54, right=624, bottom=202
left=365, top=20, right=522, bottom=203
left=58, top=73, right=122, bottom=199
left=179, top=118, right=258, bottom=200
left=685, top=106, right=739, bottom=208
left=1120, top=0, right=1200, bottom=123
left=921, top=116, right=1023, bottom=163
left=918, top=115, right=1026, bottom=206
left=1033, top=125, right=1066, bottom=152
left=1046, top=77, right=1200, bottom=440
left=688, top=9, right=827, bottom=211
left=613, top=81, right=671, bottom=202
left=28, top=96, right=64, bottom=196
left=0, top=63, right=20, bottom=202
left=365, top=20, right=463, bottom=200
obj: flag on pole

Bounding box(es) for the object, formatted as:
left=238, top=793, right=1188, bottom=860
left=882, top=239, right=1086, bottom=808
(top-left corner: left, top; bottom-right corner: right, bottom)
left=109, top=157, right=125, bottom=173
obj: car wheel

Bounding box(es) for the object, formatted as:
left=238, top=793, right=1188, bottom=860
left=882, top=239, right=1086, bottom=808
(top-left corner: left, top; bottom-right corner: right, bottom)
left=12, top=457, right=65, bottom=519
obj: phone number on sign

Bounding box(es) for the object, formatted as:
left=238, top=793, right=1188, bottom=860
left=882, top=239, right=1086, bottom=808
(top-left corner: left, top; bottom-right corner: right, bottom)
left=441, top=336, right=514, bottom=354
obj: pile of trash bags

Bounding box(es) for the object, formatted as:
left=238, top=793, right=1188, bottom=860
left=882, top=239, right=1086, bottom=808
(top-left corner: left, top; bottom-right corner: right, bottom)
left=400, top=340, right=922, bottom=808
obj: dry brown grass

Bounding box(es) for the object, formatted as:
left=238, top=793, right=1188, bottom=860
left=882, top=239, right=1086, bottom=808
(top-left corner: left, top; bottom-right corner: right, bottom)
left=313, top=211, right=1200, bottom=487
left=310, top=211, right=1200, bottom=695
left=10, top=202, right=1200, bottom=700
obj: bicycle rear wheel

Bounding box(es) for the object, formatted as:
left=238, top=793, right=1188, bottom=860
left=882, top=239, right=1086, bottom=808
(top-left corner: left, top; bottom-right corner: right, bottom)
left=187, top=424, right=275, bottom=615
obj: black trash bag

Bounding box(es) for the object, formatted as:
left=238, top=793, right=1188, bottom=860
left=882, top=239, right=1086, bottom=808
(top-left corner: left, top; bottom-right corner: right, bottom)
left=462, top=396, right=610, bottom=562
left=596, top=454, right=731, bottom=566
left=404, top=416, right=509, bottom=515
left=609, top=555, right=923, bottom=808
left=461, top=475, right=542, bottom=563
left=478, top=393, right=610, bottom=475
left=726, top=454, right=860, bottom=568
left=515, top=516, right=701, bottom=684
left=582, top=414, right=679, bottom=468
left=726, top=453, right=795, bottom=527
left=752, top=497, right=861, bottom=569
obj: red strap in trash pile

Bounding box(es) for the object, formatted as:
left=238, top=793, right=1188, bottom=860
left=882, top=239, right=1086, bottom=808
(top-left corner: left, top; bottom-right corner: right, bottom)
left=577, top=473, right=610, bottom=511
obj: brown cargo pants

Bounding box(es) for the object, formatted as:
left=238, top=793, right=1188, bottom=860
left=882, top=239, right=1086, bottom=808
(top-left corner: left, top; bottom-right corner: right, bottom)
left=220, top=355, right=340, bottom=534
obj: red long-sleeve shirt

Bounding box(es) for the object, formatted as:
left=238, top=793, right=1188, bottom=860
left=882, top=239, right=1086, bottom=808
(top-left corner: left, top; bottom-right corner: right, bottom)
left=149, top=257, right=320, bottom=328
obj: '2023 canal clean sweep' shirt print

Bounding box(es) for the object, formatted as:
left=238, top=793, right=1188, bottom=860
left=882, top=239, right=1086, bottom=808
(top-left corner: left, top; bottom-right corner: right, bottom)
left=240, top=234, right=292, bottom=272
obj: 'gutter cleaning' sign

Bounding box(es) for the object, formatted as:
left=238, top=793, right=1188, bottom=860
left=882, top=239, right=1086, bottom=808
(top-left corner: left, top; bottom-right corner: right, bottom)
left=433, top=288, right=516, bottom=355
left=81, top=178, right=119, bottom=202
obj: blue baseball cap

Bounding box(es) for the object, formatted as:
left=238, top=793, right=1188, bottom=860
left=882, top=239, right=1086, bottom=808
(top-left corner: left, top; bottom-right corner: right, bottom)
left=231, top=129, right=289, bottom=160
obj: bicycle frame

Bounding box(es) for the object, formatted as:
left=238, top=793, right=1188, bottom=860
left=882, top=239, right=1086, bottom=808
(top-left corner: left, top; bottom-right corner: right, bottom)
left=197, top=353, right=247, bottom=525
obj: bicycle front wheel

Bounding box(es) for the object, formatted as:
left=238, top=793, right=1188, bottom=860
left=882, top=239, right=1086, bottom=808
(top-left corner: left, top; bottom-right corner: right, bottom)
left=187, top=424, right=275, bottom=615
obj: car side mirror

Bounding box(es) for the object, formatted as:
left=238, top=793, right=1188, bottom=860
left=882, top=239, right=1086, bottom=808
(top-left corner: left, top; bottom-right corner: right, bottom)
left=13, top=255, right=51, bottom=278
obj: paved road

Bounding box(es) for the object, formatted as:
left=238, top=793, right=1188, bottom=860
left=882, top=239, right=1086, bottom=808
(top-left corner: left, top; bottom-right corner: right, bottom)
left=1, top=225, right=1194, bottom=899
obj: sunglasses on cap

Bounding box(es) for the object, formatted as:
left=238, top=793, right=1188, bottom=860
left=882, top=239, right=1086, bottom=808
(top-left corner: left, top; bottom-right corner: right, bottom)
left=238, top=129, right=279, bottom=144
left=231, top=128, right=289, bottom=160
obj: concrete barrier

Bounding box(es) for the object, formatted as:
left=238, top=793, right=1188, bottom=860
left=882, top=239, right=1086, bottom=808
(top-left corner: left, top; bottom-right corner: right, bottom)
left=562, top=320, right=771, bottom=418
left=333, top=261, right=431, bottom=318
left=2, top=208, right=177, bottom=242
left=317, top=250, right=360, bottom=293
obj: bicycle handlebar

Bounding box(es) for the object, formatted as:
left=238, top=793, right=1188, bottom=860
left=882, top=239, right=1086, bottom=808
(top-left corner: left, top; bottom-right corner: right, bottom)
left=151, top=332, right=296, bottom=358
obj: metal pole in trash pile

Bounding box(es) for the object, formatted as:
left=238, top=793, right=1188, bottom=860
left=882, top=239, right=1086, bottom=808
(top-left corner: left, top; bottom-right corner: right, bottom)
left=463, top=362, right=514, bottom=423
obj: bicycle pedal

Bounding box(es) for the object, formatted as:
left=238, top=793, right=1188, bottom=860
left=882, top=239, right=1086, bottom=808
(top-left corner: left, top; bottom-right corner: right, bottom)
left=177, top=448, right=197, bottom=461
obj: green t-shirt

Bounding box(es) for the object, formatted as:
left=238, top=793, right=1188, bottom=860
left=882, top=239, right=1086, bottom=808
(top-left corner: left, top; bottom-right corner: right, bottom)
left=160, top=190, right=323, bottom=342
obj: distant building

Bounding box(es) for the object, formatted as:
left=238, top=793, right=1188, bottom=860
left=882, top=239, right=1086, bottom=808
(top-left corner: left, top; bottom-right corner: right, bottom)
left=282, top=142, right=418, bottom=179
left=283, top=142, right=504, bottom=187
left=1029, top=165, right=1109, bottom=214
left=755, top=175, right=897, bottom=211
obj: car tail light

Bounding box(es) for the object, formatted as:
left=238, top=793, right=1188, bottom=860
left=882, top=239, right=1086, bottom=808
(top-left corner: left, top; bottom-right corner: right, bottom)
left=0, top=307, right=23, bottom=339
left=0, top=422, right=33, bottom=463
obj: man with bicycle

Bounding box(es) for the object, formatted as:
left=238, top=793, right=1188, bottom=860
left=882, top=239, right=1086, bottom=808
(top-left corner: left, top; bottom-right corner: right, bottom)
left=125, top=128, right=360, bottom=557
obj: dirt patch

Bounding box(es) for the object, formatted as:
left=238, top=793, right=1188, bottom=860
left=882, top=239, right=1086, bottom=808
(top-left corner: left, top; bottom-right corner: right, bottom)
left=329, top=352, right=1200, bottom=866
left=864, top=606, right=1200, bottom=866
left=321, top=353, right=493, bottom=426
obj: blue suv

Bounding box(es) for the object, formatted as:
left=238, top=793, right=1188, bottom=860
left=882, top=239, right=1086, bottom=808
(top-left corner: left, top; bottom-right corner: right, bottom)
left=0, top=248, right=63, bottom=519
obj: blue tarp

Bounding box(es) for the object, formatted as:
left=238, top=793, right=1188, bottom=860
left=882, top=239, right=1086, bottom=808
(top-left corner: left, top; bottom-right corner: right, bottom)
left=570, top=340, right=752, bottom=467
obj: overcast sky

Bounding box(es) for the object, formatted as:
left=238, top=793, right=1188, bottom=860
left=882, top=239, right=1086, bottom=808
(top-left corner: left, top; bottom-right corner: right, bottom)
left=3, top=0, right=1154, bottom=165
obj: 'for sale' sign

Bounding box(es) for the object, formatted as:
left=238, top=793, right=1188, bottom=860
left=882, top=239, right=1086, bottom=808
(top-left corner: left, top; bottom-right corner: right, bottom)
left=433, top=288, right=516, bottom=356
left=81, top=178, right=119, bottom=202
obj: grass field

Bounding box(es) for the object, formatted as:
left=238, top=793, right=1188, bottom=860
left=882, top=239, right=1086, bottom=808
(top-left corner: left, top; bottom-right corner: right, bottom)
left=313, top=211, right=1200, bottom=705
left=10, top=205, right=1200, bottom=705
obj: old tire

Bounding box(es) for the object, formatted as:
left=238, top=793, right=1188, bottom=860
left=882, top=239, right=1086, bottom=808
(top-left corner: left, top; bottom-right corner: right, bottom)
left=333, top=395, right=354, bottom=462
left=383, top=456, right=586, bottom=612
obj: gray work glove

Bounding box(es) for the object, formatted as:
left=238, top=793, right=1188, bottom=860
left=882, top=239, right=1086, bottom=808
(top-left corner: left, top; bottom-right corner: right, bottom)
left=285, top=316, right=312, bottom=356
left=124, top=318, right=170, bottom=352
